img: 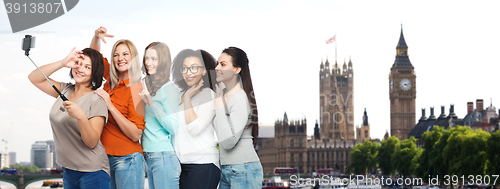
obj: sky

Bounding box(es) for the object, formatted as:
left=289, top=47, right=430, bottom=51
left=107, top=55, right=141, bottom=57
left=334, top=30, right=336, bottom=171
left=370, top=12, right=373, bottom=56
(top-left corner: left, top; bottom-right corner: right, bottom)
left=0, top=0, right=500, bottom=163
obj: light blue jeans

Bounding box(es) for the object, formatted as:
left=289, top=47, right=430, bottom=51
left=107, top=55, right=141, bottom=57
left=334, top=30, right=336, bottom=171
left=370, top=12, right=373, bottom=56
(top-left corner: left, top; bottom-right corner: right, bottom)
left=108, top=152, right=145, bottom=189
left=219, top=161, right=263, bottom=189
left=144, top=151, right=181, bottom=189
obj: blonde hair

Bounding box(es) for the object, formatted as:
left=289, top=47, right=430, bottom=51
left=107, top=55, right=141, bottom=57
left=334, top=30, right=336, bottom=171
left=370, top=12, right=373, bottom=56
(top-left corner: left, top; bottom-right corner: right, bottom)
left=109, top=39, right=141, bottom=89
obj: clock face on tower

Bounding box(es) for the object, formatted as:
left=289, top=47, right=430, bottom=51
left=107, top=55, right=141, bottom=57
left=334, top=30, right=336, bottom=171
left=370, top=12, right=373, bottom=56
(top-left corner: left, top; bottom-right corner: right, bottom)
left=400, top=78, right=411, bottom=91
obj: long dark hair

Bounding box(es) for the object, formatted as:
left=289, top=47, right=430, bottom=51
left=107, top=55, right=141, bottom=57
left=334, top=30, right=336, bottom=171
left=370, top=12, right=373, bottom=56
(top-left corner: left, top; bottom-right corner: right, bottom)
left=141, top=42, right=171, bottom=96
left=222, top=47, right=259, bottom=147
left=69, top=48, right=104, bottom=90
left=172, top=49, right=216, bottom=92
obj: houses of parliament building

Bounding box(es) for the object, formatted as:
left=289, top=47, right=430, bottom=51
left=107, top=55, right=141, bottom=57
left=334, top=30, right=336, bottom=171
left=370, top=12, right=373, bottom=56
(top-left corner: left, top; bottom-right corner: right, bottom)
left=256, top=27, right=416, bottom=175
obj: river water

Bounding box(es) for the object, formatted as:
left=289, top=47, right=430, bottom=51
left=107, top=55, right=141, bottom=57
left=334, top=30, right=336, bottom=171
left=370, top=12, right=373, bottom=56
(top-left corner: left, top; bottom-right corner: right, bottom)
left=0, top=179, right=150, bottom=189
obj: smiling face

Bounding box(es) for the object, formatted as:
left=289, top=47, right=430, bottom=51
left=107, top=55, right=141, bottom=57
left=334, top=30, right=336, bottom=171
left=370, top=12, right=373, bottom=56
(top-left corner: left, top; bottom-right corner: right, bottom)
left=182, top=56, right=206, bottom=87
left=72, top=55, right=92, bottom=85
left=216, top=53, right=241, bottom=83
left=144, top=48, right=158, bottom=75
left=113, top=44, right=132, bottom=73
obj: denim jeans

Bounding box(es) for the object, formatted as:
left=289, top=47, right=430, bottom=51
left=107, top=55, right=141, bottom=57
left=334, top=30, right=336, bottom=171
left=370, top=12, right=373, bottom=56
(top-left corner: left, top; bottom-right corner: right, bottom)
left=108, top=152, right=145, bottom=189
left=62, top=167, right=110, bottom=189
left=144, top=151, right=181, bottom=189
left=219, top=161, right=263, bottom=189
left=179, top=163, right=220, bottom=189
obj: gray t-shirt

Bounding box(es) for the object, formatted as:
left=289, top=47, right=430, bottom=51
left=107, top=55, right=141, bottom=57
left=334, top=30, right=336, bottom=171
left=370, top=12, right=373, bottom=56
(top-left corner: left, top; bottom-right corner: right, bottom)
left=49, top=82, right=110, bottom=175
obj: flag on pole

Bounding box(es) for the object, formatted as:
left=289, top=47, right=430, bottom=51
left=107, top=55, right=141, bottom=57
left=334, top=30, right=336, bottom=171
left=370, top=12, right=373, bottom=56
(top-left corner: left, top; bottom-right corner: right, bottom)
left=326, top=35, right=336, bottom=44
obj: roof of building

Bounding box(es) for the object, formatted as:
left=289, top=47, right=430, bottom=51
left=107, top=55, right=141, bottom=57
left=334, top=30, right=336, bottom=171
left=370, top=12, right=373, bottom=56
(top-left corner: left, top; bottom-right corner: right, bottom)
left=392, top=56, right=414, bottom=68
left=397, top=27, right=408, bottom=48
left=409, top=106, right=461, bottom=139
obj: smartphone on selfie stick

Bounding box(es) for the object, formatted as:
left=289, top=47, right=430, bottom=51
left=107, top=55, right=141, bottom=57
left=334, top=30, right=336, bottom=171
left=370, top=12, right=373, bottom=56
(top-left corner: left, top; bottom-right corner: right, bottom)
left=23, top=35, right=68, bottom=101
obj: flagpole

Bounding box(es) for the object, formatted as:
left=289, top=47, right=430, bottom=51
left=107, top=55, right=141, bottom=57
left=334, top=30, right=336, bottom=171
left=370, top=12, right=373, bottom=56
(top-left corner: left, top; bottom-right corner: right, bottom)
left=335, top=32, right=337, bottom=63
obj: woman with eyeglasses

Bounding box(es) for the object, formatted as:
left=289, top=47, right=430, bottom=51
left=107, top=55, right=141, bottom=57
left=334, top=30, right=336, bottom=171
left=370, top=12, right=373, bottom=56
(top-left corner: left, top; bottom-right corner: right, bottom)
left=171, top=49, right=220, bottom=189
left=214, top=47, right=263, bottom=189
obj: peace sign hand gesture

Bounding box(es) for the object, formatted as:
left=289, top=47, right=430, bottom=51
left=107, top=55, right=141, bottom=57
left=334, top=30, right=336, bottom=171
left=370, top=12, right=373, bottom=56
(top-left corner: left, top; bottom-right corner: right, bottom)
left=94, top=26, right=114, bottom=44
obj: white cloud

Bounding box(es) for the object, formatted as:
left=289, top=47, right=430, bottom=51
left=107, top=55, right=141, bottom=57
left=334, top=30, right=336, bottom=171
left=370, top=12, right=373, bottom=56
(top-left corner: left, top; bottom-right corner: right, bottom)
left=0, top=83, right=13, bottom=94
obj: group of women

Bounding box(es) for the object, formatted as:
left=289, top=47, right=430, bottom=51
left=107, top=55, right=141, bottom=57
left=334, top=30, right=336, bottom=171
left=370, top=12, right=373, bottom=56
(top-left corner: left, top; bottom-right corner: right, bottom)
left=28, top=26, right=263, bottom=189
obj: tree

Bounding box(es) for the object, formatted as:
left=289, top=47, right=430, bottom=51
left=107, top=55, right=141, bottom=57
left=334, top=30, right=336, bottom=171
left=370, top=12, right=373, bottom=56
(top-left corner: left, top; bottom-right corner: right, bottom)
left=378, top=136, right=399, bottom=175
left=411, top=147, right=423, bottom=177
left=428, top=126, right=452, bottom=184
left=349, top=140, right=379, bottom=174
left=416, top=126, right=445, bottom=180
left=392, top=137, right=418, bottom=177
left=487, top=130, right=500, bottom=176
left=8, top=163, right=40, bottom=173
left=443, top=126, right=488, bottom=178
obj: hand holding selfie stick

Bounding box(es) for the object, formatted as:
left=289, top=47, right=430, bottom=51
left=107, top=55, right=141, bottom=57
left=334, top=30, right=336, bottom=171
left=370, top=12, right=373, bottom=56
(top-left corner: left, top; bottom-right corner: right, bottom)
left=23, top=35, right=68, bottom=101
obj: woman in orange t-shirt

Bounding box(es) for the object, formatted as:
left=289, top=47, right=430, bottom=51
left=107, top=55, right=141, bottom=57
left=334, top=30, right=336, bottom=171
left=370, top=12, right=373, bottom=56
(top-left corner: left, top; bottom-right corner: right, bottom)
left=91, top=26, right=146, bottom=189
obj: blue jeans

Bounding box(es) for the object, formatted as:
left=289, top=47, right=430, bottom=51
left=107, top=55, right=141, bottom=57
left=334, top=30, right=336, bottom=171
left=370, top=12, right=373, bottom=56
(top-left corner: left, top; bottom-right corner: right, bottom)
left=144, top=151, right=181, bottom=189
left=219, top=161, right=263, bottom=189
left=62, top=167, right=110, bottom=189
left=108, top=152, right=145, bottom=189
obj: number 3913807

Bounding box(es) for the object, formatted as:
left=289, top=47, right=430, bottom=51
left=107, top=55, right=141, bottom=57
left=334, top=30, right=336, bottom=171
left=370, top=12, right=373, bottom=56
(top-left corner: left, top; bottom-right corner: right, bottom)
left=443, top=175, right=499, bottom=186
left=5, top=3, right=62, bottom=14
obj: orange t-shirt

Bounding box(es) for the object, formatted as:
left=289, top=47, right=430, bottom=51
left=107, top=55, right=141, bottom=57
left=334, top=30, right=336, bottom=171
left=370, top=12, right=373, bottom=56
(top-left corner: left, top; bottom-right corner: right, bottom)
left=100, top=57, right=145, bottom=156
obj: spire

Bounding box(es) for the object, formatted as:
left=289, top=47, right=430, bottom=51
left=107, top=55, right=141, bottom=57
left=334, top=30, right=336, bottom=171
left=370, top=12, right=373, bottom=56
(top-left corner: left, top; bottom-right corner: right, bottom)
left=314, top=120, right=320, bottom=140
left=284, top=112, right=288, bottom=122
left=392, top=25, right=413, bottom=69
left=363, top=108, right=369, bottom=126
left=397, top=24, right=408, bottom=48
left=320, top=58, right=324, bottom=68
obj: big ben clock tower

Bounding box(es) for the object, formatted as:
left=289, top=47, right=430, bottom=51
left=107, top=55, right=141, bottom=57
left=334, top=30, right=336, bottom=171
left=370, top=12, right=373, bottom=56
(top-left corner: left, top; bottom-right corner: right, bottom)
left=389, top=26, right=416, bottom=140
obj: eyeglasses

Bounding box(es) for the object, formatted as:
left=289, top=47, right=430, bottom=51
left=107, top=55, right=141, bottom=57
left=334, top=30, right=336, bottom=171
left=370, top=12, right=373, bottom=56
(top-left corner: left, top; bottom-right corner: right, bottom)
left=181, top=66, right=205, bottom=74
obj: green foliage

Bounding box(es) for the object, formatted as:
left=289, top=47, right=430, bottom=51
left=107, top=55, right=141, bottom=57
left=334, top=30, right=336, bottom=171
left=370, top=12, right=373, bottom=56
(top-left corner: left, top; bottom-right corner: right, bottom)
left=411, top=147, right=423, bottom=177
left=443, top=126, right=488, bottom=177
left=8, top=163, right=40, bottom=173
left=416, top=126, right=445, bottom=180
left=392, top=137, right=419, bottom=177
left=487, top=130, right=500, bottom=175
left=378, top=136, right=399, bottom=175
left=349, top=140, right=379, bottom=174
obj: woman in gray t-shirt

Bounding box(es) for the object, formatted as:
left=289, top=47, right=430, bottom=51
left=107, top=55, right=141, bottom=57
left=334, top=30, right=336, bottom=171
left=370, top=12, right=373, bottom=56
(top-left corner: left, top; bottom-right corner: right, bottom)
left=28, top=48, right=110, bottom=189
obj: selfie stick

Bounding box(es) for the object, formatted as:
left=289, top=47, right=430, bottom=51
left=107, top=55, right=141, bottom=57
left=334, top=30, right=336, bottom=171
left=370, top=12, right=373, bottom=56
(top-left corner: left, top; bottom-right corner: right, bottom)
left=23, top=35, right=68, bottom=101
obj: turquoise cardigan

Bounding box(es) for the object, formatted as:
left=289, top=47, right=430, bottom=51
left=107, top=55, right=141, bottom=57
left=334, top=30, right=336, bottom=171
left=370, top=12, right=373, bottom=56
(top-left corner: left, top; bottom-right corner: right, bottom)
left=142, top=81, right=180, bottom=152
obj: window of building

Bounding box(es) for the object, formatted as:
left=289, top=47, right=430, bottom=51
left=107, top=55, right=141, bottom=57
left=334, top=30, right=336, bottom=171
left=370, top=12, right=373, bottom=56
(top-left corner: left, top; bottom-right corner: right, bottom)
left=365, top=130, right=368, bottom=138
left=299, top=153, right=303, bottom=162
left=291, top=153, right=294, bottom=162
left=299, top=139, right=302, bottom=147
left=290, top=139, right=294, bottom=148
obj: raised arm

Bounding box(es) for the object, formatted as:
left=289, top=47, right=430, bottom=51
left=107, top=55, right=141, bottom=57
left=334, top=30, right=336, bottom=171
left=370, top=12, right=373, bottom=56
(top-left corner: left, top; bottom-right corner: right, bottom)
left=90, top=26, right=114, bottom=52
left=28, top=48, right=81, bottom=98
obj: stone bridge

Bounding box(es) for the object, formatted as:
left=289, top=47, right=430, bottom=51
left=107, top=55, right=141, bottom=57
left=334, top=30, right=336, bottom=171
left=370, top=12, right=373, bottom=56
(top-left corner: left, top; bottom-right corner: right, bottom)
left=0, top=174, right=63, bottom=189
